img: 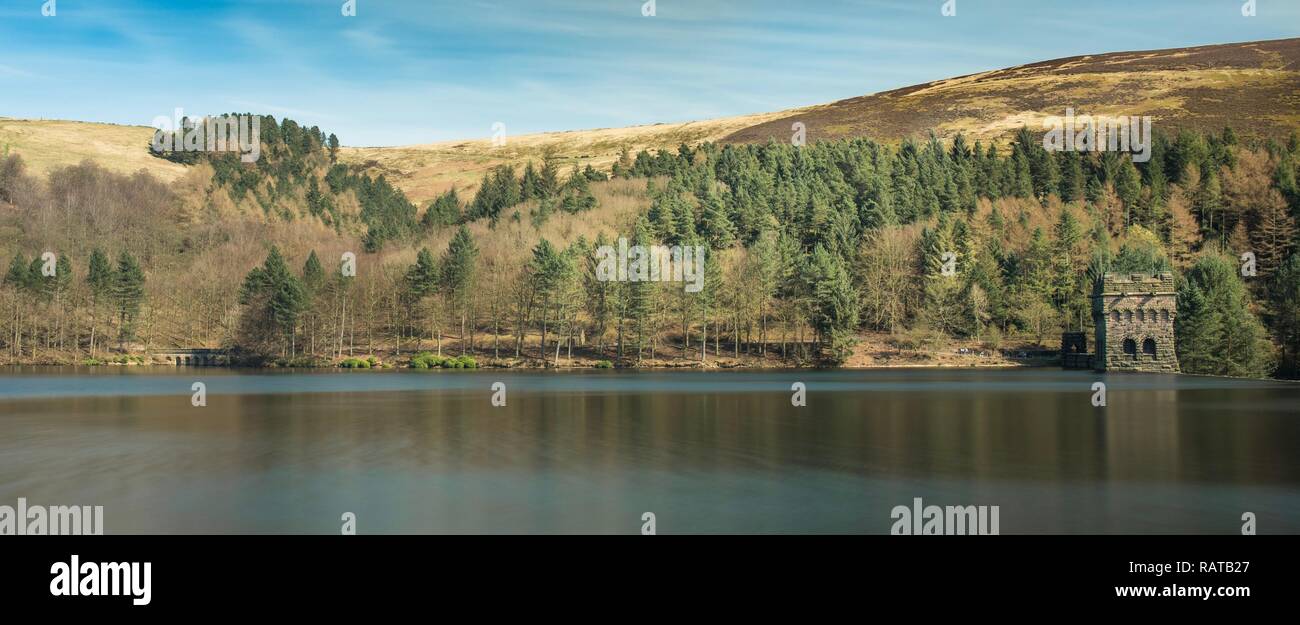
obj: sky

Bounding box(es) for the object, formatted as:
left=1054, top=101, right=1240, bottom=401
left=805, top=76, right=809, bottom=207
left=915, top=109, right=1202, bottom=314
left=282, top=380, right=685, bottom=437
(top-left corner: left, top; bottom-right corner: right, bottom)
left=0, top=0, right=1296, bottom=146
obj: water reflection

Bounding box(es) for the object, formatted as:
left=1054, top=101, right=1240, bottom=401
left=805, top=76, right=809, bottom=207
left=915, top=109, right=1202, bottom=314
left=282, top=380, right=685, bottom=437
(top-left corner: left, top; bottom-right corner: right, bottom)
left=1, top=368, right=1297, bottom=533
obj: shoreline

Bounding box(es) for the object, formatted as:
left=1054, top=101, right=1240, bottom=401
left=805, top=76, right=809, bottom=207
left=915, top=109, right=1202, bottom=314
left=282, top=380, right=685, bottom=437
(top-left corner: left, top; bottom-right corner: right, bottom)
left=0, top=333, right=1068, bottom=371
left=0, top=356, right=1061, bottom=371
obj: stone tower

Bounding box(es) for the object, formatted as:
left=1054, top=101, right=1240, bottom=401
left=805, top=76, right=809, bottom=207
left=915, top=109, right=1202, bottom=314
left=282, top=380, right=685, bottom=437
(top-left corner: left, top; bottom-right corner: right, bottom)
left=1092, top=272, right=1179, bottom=373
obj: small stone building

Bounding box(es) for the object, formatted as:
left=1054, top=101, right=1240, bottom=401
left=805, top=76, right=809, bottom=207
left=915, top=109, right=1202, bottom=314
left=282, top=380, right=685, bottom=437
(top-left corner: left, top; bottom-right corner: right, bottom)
left=1060, top=332, right=1092, bottom=369
left=1092, top=273, right=1179, bottom=373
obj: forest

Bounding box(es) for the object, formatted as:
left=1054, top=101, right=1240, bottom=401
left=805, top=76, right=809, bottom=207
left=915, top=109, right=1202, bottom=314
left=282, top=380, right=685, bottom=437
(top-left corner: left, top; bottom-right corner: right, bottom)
left=1, top=115, right=1298, bottom=378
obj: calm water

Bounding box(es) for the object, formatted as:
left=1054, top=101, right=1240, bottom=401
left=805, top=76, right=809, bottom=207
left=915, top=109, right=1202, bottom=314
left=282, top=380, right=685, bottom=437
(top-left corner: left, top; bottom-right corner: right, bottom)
left=1, top=366, right=1297, bottom=534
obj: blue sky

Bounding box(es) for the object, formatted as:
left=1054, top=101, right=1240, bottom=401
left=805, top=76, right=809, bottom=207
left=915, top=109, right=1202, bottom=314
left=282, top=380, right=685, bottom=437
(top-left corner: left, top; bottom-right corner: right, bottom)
left=0, top=0, right=1296, bottom=146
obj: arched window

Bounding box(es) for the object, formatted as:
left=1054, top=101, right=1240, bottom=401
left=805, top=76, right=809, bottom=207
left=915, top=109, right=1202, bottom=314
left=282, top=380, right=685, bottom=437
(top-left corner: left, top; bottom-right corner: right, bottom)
left=1142, top=338, right=1157, bottom=359
left=1126, top=310, right=1134, bottom=322
left=1123, top=338, right=1138, bottom=358
left=1111, top=310, right=1121, bottom=322
left=1162, top=310, right=1170, bottom=322
left=1138, top=309, right=1146, bottom=322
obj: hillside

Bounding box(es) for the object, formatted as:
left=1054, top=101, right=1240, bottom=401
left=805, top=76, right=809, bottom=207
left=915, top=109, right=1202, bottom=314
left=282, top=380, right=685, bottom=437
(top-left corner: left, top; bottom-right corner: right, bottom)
left=726, top=38, right=1300, bottom=146
left=2, top=40, right=1298, bottom=377
left=5, top=38, right=1295, bottom=205
left=0, top=118, right=187, bottom=183
left=335, top=110, right=804, bottom=204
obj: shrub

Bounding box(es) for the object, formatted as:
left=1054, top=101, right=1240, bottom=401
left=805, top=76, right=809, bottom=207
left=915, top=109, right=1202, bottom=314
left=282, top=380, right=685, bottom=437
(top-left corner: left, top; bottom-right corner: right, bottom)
left=594, top=360, right=613, bottom=369
left=339, top=357, right=371, bottom=369
left=409, top=352, right=477, bottom=369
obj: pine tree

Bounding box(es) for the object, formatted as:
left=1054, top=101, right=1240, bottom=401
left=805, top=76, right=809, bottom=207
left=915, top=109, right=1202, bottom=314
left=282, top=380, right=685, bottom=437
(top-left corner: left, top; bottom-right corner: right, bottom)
left=1195, top=169, right=1225, bottom=240
left=441, top=225, right=479, bottom=353
left=1176, top=254, right=1273, bottom=377
left=1051, top=209, right=1086, bottom=328
left=1058, top=151, right=1084, bottom=203
left=111, top=251, right=146, bottom=348
left=625, top=219, right=654, bottom=362
left=806, top=244, right=858, bottom=363
left=698, top=190, right=737, bottom=250
left=3, top=253, right=31, bottom=356
left=403, top=247, right=438, bottom=352
left=1114, top=159, right=1142, bottom=228
left=537, top=152, right=560, bottom=199
left=520, top=162, right=539, bottom=200
left=303, top=251, right=325, bottom=294
left=527, top=238, right=571, bottom=363
left=238, top=247, right=304, bottom=356
left=1270, top=254, right=1300, bottom=378
left=583, top=232, right=615, bottom=353
left=423, top=189, right=462, bottom=230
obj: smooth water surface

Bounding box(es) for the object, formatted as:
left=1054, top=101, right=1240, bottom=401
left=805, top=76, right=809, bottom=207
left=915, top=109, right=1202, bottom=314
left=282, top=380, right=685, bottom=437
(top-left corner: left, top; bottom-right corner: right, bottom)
left=1, top=366, right=1297, bottom=533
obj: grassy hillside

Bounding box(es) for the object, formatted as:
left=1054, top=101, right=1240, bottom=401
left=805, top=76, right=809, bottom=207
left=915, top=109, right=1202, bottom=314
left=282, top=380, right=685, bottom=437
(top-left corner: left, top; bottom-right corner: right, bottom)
left=336, top=110, right=803, bottom=204
left=726, top=38, right=1300, bottom=146
left=3, top=39, right=1296, bottom=204
left=0, top=118, right=187, bottom=183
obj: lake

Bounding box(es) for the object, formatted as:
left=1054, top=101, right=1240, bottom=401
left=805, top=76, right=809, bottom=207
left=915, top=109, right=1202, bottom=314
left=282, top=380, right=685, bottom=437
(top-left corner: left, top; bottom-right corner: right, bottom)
left=1, top=366, right=1297, bottom=534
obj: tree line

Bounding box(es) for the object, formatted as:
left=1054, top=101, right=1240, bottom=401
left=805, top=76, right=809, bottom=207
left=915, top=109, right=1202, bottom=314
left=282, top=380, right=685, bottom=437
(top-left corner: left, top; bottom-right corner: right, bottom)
left=2, top=116, right=1299, bottom=377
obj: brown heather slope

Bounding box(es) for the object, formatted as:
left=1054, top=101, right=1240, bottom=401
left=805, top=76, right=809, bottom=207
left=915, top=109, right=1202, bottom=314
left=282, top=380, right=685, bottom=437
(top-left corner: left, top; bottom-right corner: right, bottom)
left=724, top=38, right=1300, bottom=147
left=3, top=39, right=1297, bottom=205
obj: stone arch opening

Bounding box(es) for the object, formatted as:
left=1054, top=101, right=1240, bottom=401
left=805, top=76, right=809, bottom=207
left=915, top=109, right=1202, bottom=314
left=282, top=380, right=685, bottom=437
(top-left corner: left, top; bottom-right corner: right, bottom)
left=1122, top=338, right=1138, bottom=358
left=1142, top=338, right=1157, bottom=359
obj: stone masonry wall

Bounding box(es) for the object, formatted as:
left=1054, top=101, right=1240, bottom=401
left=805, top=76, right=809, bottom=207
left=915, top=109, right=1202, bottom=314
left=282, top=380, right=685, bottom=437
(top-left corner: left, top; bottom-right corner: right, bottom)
left=1092, top=273, right=1179, bottom=373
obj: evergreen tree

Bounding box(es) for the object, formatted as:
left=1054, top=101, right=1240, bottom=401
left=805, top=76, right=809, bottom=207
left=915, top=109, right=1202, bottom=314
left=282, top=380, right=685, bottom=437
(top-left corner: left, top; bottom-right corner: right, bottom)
left=441, top=225, right=479, bottom=353
left=1270, top=254, right=1300, bottom=378
left=422, top=188, right=462, bottom=230
left=402, top=247, right=438, bottom=352
left=625, top=219, right=654, bottom=362
left=1176, top=254, right=1273, bottom=377
left=1059, top=151, right=1084, bottom=203
left=537, top=153, right=560, bottom=199
left=302, top=251, right=325, bottom=294
left=806, top=244, right=859, bottom=363
left=520, top=162, right=540, bottom=200
left=111, top=251, right=146, bottom=347
left=1195, top=169, right=1225, bottom=240
left=3, top=253, right=31, bottom=355
left=527, top=238, right=571, bottom=362
left=1051, top=209, right=1086, bottom=328
left=698, top=190, right=736, bottom=249
left=583, top=232, right=615, bottom=352
left=238, top=247, right=304, bottom=356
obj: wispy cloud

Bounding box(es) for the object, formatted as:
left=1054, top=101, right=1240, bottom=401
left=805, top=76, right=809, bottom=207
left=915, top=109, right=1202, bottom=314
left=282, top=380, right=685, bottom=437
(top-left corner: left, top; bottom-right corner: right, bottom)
left=0, top=0, right=1294, bottom=145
